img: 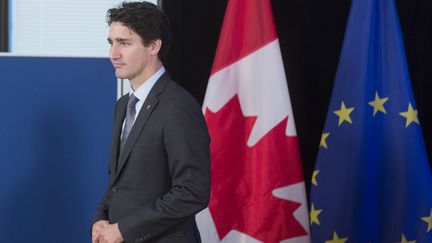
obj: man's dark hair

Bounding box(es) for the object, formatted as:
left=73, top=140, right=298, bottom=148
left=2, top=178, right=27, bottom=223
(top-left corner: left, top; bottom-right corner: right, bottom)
left=107, top=1, right=171, bottom=63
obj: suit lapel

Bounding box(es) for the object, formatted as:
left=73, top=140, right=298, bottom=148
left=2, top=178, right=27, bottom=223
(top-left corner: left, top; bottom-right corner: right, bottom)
left=114, top=73, right=171, bottom=182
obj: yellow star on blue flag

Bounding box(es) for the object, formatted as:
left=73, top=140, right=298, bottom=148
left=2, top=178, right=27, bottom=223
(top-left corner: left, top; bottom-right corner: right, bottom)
left=399, top=102, right=419, bottom=127
left=334, top=101, right=354, bottom=126
left=421, top=209, right=432, bottom=232
left=400, top=234, right=416, bottom=243
left=325, top=232, right=348, bottom=243
left=368, top=91, right=388, bottom=116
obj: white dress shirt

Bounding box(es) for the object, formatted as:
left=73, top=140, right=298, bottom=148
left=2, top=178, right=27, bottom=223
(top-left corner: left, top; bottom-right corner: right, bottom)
left=121, top=66, right=165, bottom=138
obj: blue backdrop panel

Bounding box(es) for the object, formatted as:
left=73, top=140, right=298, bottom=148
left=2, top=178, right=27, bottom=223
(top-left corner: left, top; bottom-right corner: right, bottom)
left=0, top=56, right=116, bottom=242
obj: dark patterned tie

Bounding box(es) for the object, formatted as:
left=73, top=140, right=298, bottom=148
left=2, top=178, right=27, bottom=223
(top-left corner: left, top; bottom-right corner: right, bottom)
left=120, top=94, right=139, bottom=155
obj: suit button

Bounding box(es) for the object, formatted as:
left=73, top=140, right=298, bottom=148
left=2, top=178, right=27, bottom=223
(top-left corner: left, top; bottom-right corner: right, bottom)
left=111, top=186, right=118, bottom=192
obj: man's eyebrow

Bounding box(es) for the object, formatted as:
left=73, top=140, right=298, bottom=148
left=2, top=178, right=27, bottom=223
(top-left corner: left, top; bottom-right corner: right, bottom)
left=115, top=38, right=131, bottom=42
left=107, top=37, right=131, bottom=42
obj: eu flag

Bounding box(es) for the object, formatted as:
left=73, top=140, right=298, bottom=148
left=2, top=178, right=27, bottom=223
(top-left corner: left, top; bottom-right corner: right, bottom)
left=310, top=0, right=432, bottom=242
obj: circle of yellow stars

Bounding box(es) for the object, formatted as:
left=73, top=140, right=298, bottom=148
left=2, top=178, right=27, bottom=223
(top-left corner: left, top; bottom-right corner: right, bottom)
left=311, top=91, right=429, bottom=240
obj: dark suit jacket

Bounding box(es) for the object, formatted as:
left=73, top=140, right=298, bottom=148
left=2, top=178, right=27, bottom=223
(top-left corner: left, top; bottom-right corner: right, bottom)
left=93, top=73, right=210, bottom=243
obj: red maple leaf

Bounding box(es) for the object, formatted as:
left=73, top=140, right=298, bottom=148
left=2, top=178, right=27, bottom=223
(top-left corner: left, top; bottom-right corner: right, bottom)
left=205, top=95, right=307, bottom=242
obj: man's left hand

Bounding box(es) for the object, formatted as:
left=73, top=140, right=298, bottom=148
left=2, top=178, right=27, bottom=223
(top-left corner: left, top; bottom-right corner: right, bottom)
left=98, top=223, right=124, bottom=243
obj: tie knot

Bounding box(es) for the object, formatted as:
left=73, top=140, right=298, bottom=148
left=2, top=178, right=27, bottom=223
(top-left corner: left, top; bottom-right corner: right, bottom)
left=127, top=94, right=139, bottom=110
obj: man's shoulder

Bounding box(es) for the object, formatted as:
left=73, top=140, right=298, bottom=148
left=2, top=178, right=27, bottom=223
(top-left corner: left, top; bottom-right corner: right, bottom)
left=160, top=78, right=199, bottom=106
left=114, top=94, right=129, bottom=110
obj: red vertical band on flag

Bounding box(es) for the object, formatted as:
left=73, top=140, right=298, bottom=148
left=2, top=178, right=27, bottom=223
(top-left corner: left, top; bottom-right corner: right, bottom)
left=211, top=0, right=277, bottom=75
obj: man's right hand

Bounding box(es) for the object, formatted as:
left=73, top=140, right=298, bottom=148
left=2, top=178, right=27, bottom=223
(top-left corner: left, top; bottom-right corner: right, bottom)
left=92, top=220, right=109, bottom=243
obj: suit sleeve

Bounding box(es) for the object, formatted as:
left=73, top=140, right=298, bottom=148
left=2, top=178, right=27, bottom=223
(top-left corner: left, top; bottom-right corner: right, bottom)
left=92, top=97, right=124, bottom=226
left=92, top=186, right=112, bottom=224
left=117, top=97, right=211, bottom=242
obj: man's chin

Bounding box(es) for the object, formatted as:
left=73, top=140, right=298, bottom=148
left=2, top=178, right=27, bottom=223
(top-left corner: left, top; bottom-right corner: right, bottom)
left=115, top=71, right=127, bottom=79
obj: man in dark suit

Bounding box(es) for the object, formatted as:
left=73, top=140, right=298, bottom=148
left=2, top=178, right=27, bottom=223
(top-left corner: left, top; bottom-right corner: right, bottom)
left=91, top=2, right=210, bottom=243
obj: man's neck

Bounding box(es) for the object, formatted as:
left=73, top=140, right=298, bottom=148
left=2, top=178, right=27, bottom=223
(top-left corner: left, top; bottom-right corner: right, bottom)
left=130, top=61, right=163, bottom=91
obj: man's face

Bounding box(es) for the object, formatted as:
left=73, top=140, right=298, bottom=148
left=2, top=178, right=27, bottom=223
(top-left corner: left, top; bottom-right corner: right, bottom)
left=108, top=22, right=152, bottom=83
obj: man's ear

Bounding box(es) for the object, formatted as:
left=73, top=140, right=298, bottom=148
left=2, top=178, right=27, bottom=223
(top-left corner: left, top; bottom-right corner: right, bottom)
left=149, top=39, right=162, bottom=56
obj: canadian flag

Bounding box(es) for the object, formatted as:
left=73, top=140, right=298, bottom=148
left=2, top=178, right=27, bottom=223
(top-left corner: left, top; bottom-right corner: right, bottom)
left=196, top=0, right=310, bottom=242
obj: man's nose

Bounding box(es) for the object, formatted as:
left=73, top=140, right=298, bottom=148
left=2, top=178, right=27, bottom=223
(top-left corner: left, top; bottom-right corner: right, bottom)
left=110, top=45, right=120, bottom=60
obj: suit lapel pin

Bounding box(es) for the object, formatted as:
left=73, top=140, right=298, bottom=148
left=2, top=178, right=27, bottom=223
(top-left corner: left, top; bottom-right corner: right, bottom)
left=146, top=104, right=151, bottom=110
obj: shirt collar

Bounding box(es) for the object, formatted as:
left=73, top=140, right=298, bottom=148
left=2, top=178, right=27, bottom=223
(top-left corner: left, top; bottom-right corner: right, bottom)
left=130, top=66, right=165, bottom=101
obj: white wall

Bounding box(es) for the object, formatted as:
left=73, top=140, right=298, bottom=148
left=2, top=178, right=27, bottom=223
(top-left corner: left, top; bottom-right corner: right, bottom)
left=10, top=0, right=158, bottom=56
left=9, top=0, right=158, bottom=97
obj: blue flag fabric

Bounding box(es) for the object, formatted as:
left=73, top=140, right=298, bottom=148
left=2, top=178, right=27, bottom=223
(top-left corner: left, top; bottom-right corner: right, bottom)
left=310, top=0, right=432, bottom=242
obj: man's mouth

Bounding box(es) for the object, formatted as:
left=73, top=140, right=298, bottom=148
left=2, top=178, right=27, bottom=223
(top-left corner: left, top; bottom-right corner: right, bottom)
left=112, top=63, right=125, bottom=69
